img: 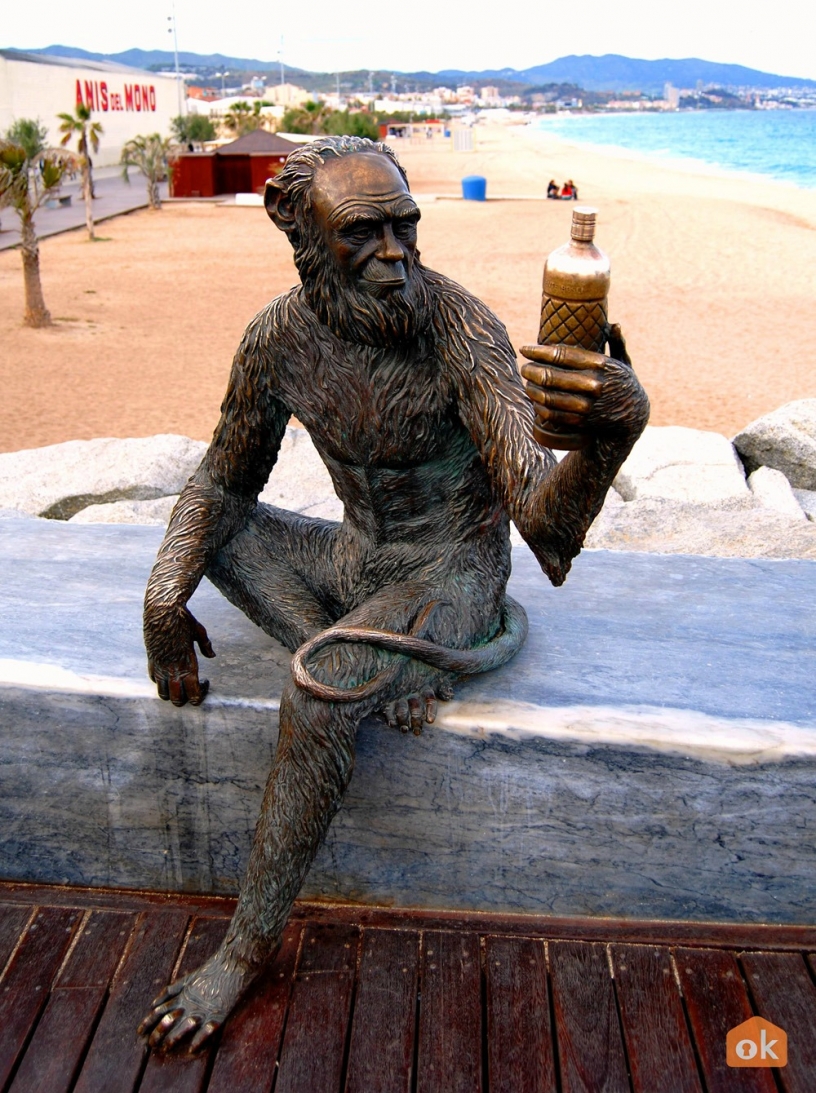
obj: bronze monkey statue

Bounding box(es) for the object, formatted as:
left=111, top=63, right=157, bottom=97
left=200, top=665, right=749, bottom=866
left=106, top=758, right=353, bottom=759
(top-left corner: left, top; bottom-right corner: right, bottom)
left=139, top=136, right=649, bottom=1050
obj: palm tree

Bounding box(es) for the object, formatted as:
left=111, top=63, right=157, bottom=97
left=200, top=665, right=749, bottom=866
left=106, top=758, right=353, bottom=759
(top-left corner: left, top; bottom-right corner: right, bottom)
left=121, top=134, right=173, bottom=210
left=57, top=104, right=103, bottom=240
left=223, top=101, right=267, bottom=137
left=0, top=124, right=75, bottom=326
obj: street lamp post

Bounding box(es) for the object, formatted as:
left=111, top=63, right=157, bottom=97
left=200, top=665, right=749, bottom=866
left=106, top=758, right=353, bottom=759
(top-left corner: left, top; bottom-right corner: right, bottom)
left=168, top=1, right=183, bottom=116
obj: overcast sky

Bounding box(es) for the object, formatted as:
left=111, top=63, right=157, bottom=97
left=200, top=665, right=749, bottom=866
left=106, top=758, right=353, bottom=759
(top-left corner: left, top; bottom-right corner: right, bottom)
left=5, top=0, right=814, bottom=80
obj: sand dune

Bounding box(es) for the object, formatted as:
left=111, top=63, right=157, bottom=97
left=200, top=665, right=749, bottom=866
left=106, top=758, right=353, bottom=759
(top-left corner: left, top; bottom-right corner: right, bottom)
left=1, top=123, right=815, bottom=452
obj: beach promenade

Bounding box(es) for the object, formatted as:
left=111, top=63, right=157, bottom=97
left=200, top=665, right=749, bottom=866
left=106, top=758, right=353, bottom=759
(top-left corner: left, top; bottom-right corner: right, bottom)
left=0, top=166, right=168, bottom=253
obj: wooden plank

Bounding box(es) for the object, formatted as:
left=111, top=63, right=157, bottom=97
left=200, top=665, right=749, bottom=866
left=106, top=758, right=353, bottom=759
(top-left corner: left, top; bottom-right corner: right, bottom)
left=274, top=923, right=359, bottom=1093
left=611, top=943, right=702, bottom=1093
left=206, top=923, right=302, bottom=1093
left=4, top=882, right=816, bottom=952
left=0, top=882, right=236, bottom=920
left=8, top=988, right=105, bottom=1093
left=73, top=910, right=189, bottom=1093
left=8, top=911, right=136, bottom=1093
left=0, top=905, right=81, bottom=1090
left=741, top=951, right=816, bottom=1093
left=290, top=900, right=816, bottom=953
left=345, top=929, right=420, bottom=1093
left=132, top=916, right=229, bottom=1093
left=484, top=934, right=556, bottom=1093
left=675, top=947, right=776, bottom=1093
left=0, top=905, right=32, bottom=975
left=549, top=940, right=630, bottom=1093
left=416, top=929, right=482, bottom=1093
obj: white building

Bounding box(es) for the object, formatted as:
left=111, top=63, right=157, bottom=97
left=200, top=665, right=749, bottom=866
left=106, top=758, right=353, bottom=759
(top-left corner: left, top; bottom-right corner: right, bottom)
left=0, top=49, right=180, bottom=167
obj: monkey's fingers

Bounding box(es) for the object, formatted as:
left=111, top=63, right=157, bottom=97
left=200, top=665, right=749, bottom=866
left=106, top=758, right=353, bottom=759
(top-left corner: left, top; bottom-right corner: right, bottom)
left=520, top=344, right=607, bottom=370
left=521, top=361, right=602, bottom=394
left=421, top=686, right=438, bottom=724
left=606, top=323, right=632, bottom=367
left=194, top=620, right=216, bottom=659
left=532, top=407, right=586, bottom=429
left=526, top=386, right=594, bottom=415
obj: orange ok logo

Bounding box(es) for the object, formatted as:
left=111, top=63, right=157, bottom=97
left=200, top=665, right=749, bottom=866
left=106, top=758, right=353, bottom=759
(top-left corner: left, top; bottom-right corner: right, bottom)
left=727, top=1017, right=787, bottom=1067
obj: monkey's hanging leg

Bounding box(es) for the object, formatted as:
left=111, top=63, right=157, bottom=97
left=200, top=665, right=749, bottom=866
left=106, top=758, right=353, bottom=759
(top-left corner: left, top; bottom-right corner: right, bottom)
left=138, top=678, right=361, bottom=1052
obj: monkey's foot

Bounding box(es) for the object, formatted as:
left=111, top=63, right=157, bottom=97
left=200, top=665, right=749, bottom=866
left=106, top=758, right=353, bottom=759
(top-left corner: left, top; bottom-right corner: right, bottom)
left=137, top=946, right=260, bottom=1053
left=382, top=682, right=454, bottom=735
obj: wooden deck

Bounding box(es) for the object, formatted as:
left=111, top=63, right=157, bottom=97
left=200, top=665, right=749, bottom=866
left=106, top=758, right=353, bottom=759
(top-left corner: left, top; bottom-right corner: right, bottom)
left=1, top=883, right=815, bottom=1092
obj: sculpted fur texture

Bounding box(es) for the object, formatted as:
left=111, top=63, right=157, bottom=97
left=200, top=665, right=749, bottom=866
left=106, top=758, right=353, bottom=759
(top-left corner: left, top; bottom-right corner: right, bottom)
left=139, top=135, right=649, bottom=1052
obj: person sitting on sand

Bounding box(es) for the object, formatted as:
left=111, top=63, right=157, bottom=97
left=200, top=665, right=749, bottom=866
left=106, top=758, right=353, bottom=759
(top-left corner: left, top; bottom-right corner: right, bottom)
left=562, top=180, right=579, bottom=200
left=547, top=179, right=559, bottom=199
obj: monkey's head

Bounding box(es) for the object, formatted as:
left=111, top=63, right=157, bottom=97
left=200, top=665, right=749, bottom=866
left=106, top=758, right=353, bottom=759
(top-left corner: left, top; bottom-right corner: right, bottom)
left=265, top=136, right=433, bottom=346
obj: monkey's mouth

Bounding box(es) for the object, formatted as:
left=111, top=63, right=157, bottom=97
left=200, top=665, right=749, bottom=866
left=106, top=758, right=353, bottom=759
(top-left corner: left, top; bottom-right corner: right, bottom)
left=360, top=259, right=408, bottom=292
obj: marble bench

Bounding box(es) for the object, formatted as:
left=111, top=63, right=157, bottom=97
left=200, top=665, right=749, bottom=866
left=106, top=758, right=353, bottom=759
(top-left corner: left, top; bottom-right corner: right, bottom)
left=1, top=517, right=814, bottom=924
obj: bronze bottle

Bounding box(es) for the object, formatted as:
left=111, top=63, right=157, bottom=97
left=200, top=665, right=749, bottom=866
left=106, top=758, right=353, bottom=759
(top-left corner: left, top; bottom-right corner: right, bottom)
left=539, top=205, right=610, bottom=351
left=535, top=206, right=610, bottom=448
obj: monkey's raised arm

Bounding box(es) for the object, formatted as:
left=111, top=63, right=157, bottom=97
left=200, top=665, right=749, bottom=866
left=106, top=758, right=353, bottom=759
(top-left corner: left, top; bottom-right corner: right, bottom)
left=432, top=273, right=647, bottom=586
left=144, top=303, right=292, bottom=705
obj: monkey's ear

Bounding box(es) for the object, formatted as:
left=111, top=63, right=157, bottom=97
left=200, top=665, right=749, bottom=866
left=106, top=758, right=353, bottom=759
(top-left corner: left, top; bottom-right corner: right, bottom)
left=264, top=178, right=296, bottom=236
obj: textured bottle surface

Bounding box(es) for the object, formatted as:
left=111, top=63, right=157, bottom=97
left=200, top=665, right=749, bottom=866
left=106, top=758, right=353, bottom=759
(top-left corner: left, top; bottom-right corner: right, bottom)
left=538, top=206, right=610, bottom=354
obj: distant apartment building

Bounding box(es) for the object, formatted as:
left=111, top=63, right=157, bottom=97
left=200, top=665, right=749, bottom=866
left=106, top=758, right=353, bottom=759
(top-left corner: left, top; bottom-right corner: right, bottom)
left=0, top=49, right=180, bottom=166
left=664, top=83, right=681, bottom=109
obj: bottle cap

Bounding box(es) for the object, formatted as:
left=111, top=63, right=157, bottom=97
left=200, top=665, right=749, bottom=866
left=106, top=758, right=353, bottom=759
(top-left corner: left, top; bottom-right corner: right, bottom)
left=570, top=206, right=597, bottom=242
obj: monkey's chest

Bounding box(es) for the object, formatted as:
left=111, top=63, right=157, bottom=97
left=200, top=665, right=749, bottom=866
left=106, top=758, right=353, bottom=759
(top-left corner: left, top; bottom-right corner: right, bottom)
left=286, top=348, right=456, bottom=468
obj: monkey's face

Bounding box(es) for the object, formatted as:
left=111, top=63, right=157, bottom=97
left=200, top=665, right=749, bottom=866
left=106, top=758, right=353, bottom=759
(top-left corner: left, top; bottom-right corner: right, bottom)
left=310, top=153, right=420, bottom=299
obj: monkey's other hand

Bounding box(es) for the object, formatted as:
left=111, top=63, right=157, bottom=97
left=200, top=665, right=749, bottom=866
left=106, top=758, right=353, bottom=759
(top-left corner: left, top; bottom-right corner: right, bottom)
left=144, top=603, right=215, bottom=707
left=519, top=325, right=649, bottom=448
left=383, top=682, right=454, bottom=735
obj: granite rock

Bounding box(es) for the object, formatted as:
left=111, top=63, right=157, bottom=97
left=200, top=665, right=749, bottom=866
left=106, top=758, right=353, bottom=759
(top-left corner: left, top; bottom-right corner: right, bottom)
left=793, top=488, right=816, bottom=522
left=733, top=398, right=816, bottom=490
left=0, top=435, right=207, bottom=520
left=614, top=426, right=750, bottom=504
left=748, top=466, right=807, bottom=520
left=70, top=495, right=180, bottom=525
left=585, top=496, right=816, bottom=559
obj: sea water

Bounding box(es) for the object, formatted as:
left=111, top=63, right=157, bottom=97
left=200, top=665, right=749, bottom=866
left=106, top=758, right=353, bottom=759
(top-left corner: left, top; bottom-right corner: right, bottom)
left=533, top=109, right=816, bottom=189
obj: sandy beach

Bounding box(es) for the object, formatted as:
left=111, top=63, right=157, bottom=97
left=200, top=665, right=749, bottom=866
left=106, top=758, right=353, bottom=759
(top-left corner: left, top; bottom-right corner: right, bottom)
left=1, top=123, right=815, bottom=453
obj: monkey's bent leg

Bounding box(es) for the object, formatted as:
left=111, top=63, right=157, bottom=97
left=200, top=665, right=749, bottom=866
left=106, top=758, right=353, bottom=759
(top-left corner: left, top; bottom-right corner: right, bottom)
left=206, top=502, right=342, bottom=652
left=139, top=583, right=473, bottom=1053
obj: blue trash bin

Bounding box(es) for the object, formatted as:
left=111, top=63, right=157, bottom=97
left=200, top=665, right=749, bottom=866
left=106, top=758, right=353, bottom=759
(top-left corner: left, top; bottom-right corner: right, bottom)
left=461, top=175, right=487, bottom=201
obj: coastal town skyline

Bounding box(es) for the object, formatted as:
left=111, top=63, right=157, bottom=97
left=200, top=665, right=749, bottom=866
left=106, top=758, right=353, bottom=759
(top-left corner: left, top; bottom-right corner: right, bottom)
left=5, top=0, right=815, bottom=82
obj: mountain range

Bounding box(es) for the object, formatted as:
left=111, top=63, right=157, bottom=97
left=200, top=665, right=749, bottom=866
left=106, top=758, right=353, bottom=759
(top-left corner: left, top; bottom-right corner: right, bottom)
left=15, top=45, right=816, bottom=94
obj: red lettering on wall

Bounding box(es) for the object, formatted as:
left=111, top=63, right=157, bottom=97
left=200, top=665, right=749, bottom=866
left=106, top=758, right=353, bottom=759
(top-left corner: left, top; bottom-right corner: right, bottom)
left=84, top=81, right=94, bottom=110
left=135, top=85, right=143, bottom=110
left=149, top=86, right=156, bottom=110
left=142, top=85, right=150, bottom=111
left=75, top=79, right=84, bottom=107
left=124, top=85, right=134, bottom=110
left=100, top=82, right=108, bottom=111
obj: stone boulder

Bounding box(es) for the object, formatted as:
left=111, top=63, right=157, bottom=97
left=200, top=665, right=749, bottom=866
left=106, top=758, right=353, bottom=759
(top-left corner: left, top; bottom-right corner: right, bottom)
left=613, top=426, right=750, bottom=504
left=793, top=488, right=816, bottom=523
left=0, top=435, right=207, bottom=520
left=585, top=496, right=816, bottom=560
left=69, top=496, right=180, bottom=526
left=748, top=467, right=807, bottom=520
left=59, top=427, right=342, bottom=527
left=733, top=399, right=816, bottom=490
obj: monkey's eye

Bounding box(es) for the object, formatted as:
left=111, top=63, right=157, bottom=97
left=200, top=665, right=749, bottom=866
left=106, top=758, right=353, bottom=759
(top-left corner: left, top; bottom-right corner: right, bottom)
left=394, top=218, right=418, bottom=241
left=341, top=221, right=377, bottom=245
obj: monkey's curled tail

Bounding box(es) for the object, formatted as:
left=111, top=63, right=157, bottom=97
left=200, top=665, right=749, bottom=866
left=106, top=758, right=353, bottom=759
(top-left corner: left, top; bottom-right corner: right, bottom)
left=291, top=594, right=528, bottom=703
